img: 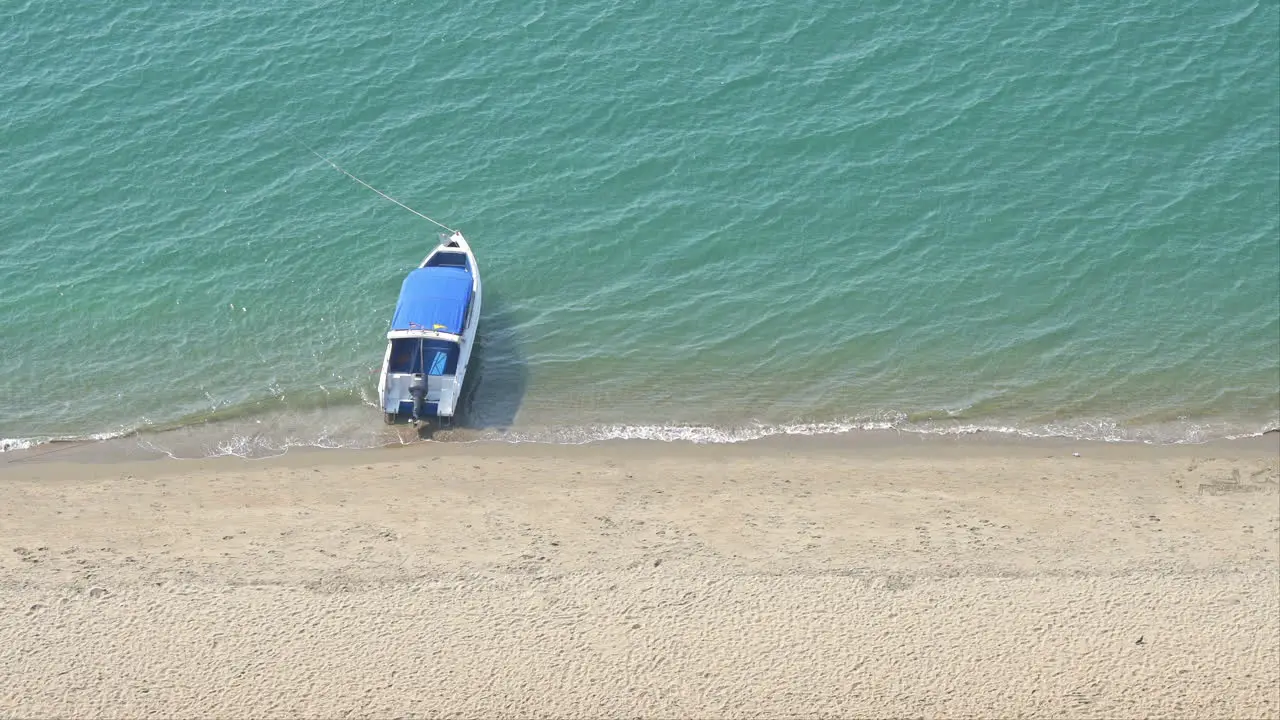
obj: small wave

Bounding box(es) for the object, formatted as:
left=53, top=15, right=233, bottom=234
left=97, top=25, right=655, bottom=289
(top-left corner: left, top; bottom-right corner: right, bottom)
left=137, top=434, right=363, bottom=461
left=132, top=417, right=416, bottom=461
left=489, top=419, right=893, bottom=444
left=5, top=412, right=1275, bottom=460
left=0, top=429, right=133, bottom=454
left=0, top=437, right=38, bottom=453
left=481, top=416, right=1280, bottom=446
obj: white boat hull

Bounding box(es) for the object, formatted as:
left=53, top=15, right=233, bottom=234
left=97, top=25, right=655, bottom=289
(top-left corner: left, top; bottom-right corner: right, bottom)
left=377, top=232, right=482, bottom=423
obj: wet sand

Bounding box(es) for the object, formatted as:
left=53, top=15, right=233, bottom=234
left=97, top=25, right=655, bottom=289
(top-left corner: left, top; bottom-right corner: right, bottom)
left=1, top=435, right=1277, bottom=718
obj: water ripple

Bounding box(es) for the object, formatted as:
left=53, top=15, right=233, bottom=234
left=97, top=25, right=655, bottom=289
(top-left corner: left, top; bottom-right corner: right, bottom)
left=0, top=0, right=1275, bottom=447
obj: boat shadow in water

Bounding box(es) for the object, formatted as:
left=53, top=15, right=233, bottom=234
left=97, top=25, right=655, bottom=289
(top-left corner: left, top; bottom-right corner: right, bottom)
left=412, top=292, right=527, bottom=439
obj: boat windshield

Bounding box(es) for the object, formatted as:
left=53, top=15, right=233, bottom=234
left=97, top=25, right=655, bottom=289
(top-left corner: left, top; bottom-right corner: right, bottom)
left=389, top=337, right=459, bottom=376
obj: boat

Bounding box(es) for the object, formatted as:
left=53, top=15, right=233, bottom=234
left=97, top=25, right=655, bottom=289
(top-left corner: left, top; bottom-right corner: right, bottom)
left=377, top=231, right=482, bottom=425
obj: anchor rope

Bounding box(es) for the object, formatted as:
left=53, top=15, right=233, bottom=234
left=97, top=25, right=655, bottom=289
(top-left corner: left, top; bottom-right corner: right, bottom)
left=289, top=131, right=458, bottom=235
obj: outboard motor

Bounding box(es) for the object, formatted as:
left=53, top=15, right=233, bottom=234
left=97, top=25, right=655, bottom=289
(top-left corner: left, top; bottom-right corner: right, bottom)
left=408, top=374, right=428, bottom=424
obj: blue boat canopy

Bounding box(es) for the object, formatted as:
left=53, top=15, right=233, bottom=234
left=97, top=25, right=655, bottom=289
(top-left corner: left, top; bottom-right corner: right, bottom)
left=390, top=266, right=473, bottom=334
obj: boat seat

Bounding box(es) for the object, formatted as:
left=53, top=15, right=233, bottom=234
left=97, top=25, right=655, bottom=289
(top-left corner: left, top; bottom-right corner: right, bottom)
left=389, top=338, right=460, bottom=375
left=425, top=252, right=468, bottom=269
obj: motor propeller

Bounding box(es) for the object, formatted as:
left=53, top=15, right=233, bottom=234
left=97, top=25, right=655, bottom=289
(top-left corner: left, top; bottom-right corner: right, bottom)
left=409, top=374, right=428, bottom=424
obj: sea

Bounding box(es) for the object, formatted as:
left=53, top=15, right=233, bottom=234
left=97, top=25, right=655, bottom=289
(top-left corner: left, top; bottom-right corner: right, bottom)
left=2, top=0, right=1277, bottom=458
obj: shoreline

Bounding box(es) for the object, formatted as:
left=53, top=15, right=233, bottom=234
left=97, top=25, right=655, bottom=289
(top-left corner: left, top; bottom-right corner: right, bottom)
left=4, top=391, right=1277, bottom=461
left=5, top=417, right=1278, bottom=468
left=3, top=430, right=1277, bottom=717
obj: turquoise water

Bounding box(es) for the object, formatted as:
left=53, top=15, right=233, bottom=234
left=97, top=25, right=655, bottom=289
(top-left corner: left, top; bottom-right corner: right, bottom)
left=2, top=0, right=1277, bottom=455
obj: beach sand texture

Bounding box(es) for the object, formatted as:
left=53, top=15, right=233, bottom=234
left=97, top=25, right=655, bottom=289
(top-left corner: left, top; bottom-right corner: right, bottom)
left=2, top=438, right=1277, bottom=719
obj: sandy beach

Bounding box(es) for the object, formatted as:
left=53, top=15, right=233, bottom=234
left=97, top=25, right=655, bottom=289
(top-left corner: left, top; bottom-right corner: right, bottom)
left=1, top=434, right=1277, bottom=719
